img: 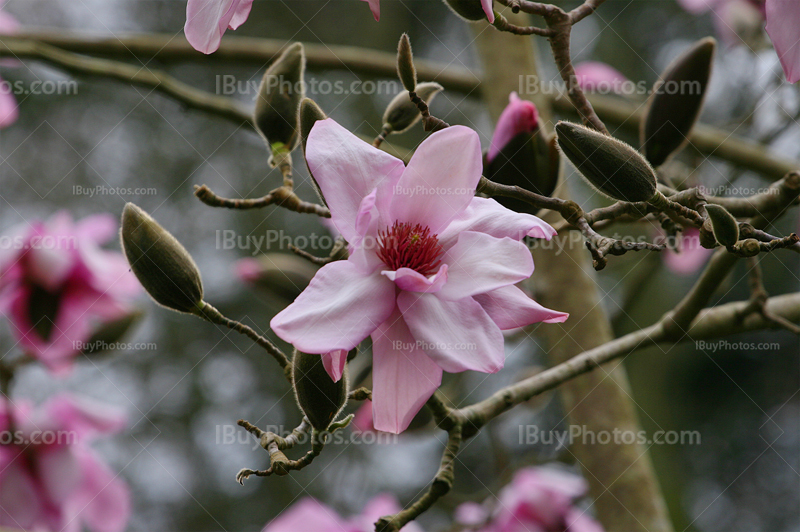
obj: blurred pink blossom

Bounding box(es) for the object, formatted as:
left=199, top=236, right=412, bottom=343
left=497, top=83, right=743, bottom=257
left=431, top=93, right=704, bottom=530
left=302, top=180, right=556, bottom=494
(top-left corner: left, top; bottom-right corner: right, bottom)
left=765, top=0, right=800, bottom=82
left=184, top=0, right=254, bottom=54
left=270, top=119, right=568, bottom=434
left=263, top=494, right=424, bottom=532
left=487, top=92, right=539, bottom=162
left=0, top=212, right=140, bottom=373
left=361, top=0, right=381, bottom=21
left=0, top=394, right=130, bottom=532
left=455, top=466, right=604, bottom=532
left=574, top=61, right=629, bottom=94
left=663, top=227, right=714, bottom=276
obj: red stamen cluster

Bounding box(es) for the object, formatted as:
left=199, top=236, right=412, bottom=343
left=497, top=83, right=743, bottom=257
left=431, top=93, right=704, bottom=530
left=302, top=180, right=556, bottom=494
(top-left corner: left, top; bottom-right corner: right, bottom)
left=377, top=221, right=444, bottom=276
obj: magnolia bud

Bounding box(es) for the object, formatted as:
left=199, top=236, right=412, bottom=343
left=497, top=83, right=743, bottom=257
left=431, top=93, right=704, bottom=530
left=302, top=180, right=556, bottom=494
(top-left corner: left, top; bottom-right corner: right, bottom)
left=82, top=309, right=144, bottom=355
left=485, top=133, right=560, bottom=210
left=254, top=42, right=306, bottom=155
left=641, top=37, right=716, bottom=167
left=443, top=0, right=492, bottom=21
left=699, top=218, right=717, bottom=249
left=121, top=203, right=204, bottom=314
left=705, top=204, right=740, bottom=247
left=292, top=350, right=349, bottom=431
left=299, top=97, right=327, bottom=151
left=396, top=34, right=416, bottom=92
left=555, top=121, right=657, bottom=203
left=382, top=82, right=443, bottom=134
left=737, top=238, right=760, bottom=257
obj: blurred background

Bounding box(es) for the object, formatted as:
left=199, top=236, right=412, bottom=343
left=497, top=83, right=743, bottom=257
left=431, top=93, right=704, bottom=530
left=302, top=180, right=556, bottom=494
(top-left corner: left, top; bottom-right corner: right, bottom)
left=0, top=0, right=798, bottom=530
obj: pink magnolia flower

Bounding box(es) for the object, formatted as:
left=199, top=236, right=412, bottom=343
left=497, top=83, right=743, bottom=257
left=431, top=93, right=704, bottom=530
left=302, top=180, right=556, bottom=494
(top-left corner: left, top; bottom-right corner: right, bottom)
left=0, top=212, right=140, bottom=374
left=487, top=92, right=539, bottom=163
left=361, top=0, right=381, bottom=21
left=574, top=61, right=629, bottom=94
left=0, top=394, right=130, bottom=532
left=765, top=0, right=800, bottom=82
left=270, top=119, right=567, bottom=433
left=184, top=0, right=254, bottom=54
left=455, top=467, right=604, bottom=532
left=663, top=227, right=714, bottom=275
left=264, top=494, right=424, bottom=532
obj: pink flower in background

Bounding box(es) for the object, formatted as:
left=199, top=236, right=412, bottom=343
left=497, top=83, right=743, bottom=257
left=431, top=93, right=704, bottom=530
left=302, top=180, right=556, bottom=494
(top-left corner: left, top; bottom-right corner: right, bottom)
left=264, top=494, right=423, bottom=532
left=0, top=394, right=130, bottom=532
left=455, top=467, right=604, bottom=532
left=765, top=0, right=800, bottom=83
left=270, top=119, right=568, bottom=433
left=663, top=227, right=714, bottom=276
left=487, top=92, right=539, bottom=163
left=574, top=61, right=629, bottom=94
left=361, top=0, right=381, bottom=21
left=0, top=212, right=140, bottom=374
left=184, top=0, right=254, bottom=54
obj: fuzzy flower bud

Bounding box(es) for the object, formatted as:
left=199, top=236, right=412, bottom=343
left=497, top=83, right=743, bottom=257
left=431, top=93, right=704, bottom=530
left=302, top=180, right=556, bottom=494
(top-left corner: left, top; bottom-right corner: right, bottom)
left=396, top=34, right=416, bottom=92
left=382, top=82, right=443, bottom=135
left=292, top=349, right=349, bottom=431
left=254, top=42, right=306, bottom=155
left=705, top=204, right=740, bottom=247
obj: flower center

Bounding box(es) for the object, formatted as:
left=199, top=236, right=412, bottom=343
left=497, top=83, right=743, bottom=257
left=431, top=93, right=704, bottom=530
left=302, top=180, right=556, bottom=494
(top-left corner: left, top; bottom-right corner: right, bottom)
left=377, top=221, right=444, bottom=276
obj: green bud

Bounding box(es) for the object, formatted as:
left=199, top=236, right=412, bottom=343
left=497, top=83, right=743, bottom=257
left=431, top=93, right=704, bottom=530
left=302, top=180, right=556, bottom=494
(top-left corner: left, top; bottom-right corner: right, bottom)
left=382, top=82, right=443, bottom=134
left=120, top=203, right=204, bottom=313
left=82, top=309, right=144, bottom=355
left=485, top=131, right=560, bottom=211
left=555, top=121, right=657, bottom=203
left=705, top=204, right=739, bottom=247
left=641, top=37, right=716, bottom=167
left=292, top=350, right=349, bottom=431
left=737, top=238, right=760, bottom=257
left=254, top=42, right=306, bottom=154
left=442, top=0, right=491, bottom=21
left=397, top=34, right=417, bottom=92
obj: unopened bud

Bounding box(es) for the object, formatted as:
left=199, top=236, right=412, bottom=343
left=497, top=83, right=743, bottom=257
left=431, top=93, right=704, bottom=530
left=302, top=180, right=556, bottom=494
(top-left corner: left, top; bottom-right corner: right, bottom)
left=397, top=34, right=416, bottom=92
left=641, top=37, right=716, bottom=167
left=121, top=203, right=204, bottom=313
left=705, top=204, right=739, bottom=247
left=555, top=121, right=657, bottom=203
left=699, top=218, right=717, bottom=249
left=299, top=97, right=327, bottom=151
left=737, top=238, right=760, bottom=257
left=254, top=42, right=306, bottom=155
left=292, top=350, right=349, bottom=431
left=443, top=0, right=493, bottom=21
left=382, top=82, right=443, bottom=135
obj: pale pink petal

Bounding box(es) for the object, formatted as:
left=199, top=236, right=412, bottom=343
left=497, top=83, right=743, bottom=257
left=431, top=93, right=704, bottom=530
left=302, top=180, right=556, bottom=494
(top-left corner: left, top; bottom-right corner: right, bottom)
left=0, top=461, right=42, bottom=529
left=45, top=394, right=126, bottom=439
left=351, top=401, right=375, bottom=433
left=565, top=508, right=605, bottom=532
left=438, top=232, right=533, bottom=300
left=677, top=0, right=717, bottom=13
left=398, top=292, right=504, bottom=374
left=574, top=61, right=629, bottom=93
left=26, top=246, right=75, bottom=292
left=270, top=260, right=395, bottom=353
left=37, top=447, right=83, bottom=505
left=371, top=309, right=442, bottom=433
left=390, top=126, right=483, bottom=234
left=766, top=0, right=800, bottom=83
left=185, top=0, right=239, bottom=54
left=263, top=498, right=345, bottom=532
left=74, top=213, right=117, bottom=244
left=0, top=10, right=20, bottom=34
left=350, top=494, right=425, bottom=532
left=382, top=264, right=448, bottom=293
left=488, top=92, right=538, bottom=162
left=361, top=0, right=380, bottom=21
left=474, top=285, right=568, bottom=329
left=0, top=79, right=18, bottom=129
left=74, top=449, right=131, bottom=532
left=438, top=197, right=556, bottom=250
left=455, top=502, right=489, bottom=526
left=482, top=0, right=496, bottom=22
left=321, top=349, right=348, bottom=382
left=228, top=0, right=254, bottom=29
left=663, top=227, right=713, bottom=275
left=307, top=119, right=405, bottom=242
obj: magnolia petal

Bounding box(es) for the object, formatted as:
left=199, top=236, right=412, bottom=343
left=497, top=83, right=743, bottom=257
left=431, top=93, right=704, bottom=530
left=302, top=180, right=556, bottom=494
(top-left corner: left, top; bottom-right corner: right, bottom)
left=75, top=449, right=131, bottom=532
left=474, top=285, right=568, bottom=329
left=306, top=119, right=405, bottom=242
left=481, top=0, right=496, bottom=22
left=438, top=232, right=533, bottom=300
left=382, top=264, right=448, bottom=293
left=390, top=126, right=483, bottom=234
left=0, top=78, right=18, bottom=129
left=361, top=0, right=381, bottom=20
left=262, top=498, right=345, bottom=532
left=766, top=0, right=800, bottom=83
left=270, top=260, right=395, bottom=353
left=371, top=310, right=442, bottom=433
left=398, top=292, right=504, bottom=374
left=185, top=0, right=239, bottom=54
left=438, top=197, right=556, bottom=250
left=488, top=92, right=538, bottom=161
left=228, top=0, right=254, bottom=29
left=321, top=349, right=348, bottom=383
